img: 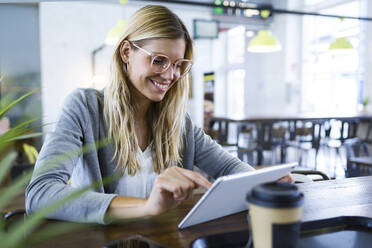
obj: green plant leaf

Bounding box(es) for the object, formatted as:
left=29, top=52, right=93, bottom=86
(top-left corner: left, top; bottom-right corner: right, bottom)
left=5, top=186, right=94, bottom=248
left=25, top=221, right=93, bottom=246
left=0, top=119, right=37, bottom=141
left=0, top=88, right=39, bottom=120
left=0, top=151, right=17, bottom=186
left=5, top=169, right=119, bottom=248
left=0, top=86, right=113, bottom=247
left=363, top=97, right=370, bottom=107
left=0, top=91, right=17, bottom=110
left=0, top=138, right=112, bottom=241
left=23, top=144, right=39, bottom=164
left=0, top=169, right=33, bottom=213
left=0, top=118, right=41, bottom=152
left=7, top=132, right=44, bottom=141
left=0, top=214, right=5, bottom=234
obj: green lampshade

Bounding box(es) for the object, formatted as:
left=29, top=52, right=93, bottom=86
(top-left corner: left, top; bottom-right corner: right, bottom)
left=329, top=37, right=353, bottom=50
left=248, top=30, right=282, bottom=53
left=104, top=20, right=127, bottom=45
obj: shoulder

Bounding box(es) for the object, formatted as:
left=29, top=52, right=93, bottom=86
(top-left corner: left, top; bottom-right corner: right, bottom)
left=59, top=88, right=105, bottom=129
left=62, top=88, right=104, bottom=113
left=184, top=113, right=194, bottom=129
left=65, top=88, right=103, bottom=106
left=184, top=113, right=197, bottom=137
left=183, top=114, right=206, bottom=141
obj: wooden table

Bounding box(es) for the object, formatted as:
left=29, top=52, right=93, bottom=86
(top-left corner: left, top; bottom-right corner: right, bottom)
left=3, top=191, right=25, bottom=214
left=16, top=176, right=371, bottom=247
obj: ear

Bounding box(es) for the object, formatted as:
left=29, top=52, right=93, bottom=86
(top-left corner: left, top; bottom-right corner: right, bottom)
left=120, top=40, right=131, bottom=63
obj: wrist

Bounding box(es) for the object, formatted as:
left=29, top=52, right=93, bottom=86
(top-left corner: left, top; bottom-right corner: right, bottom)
left=107, top=196, right=149, bottom=219
left=143, top=198, right=157, bottom=217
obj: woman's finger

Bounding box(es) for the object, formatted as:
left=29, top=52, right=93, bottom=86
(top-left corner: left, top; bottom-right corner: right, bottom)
left=277, top=174, right=294, bottom=184
left=174, top=167, right=212, bottom=189
left=155, top=172, right=192, bottom=200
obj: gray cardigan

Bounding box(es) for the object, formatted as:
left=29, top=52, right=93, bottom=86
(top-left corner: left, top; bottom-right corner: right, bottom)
left=25, top=88, right=253, bottom=224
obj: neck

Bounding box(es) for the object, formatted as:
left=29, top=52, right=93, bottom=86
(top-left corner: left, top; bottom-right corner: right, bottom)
left=133, top=93, right=153, bottom=124
left=128, top=84, right=153, bottom=123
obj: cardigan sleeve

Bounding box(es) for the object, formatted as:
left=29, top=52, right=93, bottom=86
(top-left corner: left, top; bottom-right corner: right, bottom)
left=188, top=116, right=254, bottom=179
left=25, top=89, right=116, bottom=224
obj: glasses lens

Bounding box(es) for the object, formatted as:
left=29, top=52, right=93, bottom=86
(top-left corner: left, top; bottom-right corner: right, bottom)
left=176, top=61, right=192, bottom=76
left=151, top=56, right=170, bottom=73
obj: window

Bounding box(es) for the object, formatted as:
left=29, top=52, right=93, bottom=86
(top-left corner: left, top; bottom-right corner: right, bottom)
left=301, top=0, right=362, bottom=114
left=227, top=69, right=245, bottom=116
left=225, top=26, right=246, bottom=116
left=227, top=26, right=245, bottom=64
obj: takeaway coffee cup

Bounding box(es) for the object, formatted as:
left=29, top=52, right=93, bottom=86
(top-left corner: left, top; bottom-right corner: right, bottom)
left=246, top=182, right=304, bottom=248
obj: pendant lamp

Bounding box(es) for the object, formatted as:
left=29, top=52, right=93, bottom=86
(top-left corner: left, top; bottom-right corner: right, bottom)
left=329, top=37, right=353, bottom=51
left=328, top=17, right=353, bottom=51
left=247, top=30, right=282, bottom=53
left=104, top=20, right=127, bottom=45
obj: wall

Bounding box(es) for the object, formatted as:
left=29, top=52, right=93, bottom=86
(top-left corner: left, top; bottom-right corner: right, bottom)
left=40, top=1, right=123, bottom=132
left=0, top=4, right=40, bottom=77
left=0, top=4, right=42, bottom=128
left=39, top=1, right=213, bottom=132
left=243, top=14, right=289, bottom=116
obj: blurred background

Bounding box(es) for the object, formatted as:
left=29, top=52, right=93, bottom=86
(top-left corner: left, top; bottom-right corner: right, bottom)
left=1, top=0, right=372, bottom=180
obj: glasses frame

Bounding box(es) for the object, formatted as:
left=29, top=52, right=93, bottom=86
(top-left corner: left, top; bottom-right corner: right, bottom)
left=131, top=42, right=193, bottom=78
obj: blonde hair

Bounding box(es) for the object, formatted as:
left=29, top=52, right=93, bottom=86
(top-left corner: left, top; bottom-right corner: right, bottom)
left=104, top=5, right=193, bottom=175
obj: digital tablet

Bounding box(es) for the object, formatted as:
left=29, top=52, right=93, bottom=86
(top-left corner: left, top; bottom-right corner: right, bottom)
left=178, top=162, right=297, bottom=229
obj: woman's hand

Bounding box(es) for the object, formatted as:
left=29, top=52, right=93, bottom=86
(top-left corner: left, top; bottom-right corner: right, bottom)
left=277, top=173, right=295, bottom=184
left=144, top=166, right=212, bottom=216
left=106, top=167, right=211, bottom=221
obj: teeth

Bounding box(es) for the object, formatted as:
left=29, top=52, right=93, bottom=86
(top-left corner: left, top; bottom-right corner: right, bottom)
left=153, top=81, right=168, bottom=90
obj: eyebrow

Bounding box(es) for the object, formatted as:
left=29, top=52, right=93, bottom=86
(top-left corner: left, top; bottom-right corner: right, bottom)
left=149, top=49, right=184, bottom=61
left=133, top=43, right=185, bottom=61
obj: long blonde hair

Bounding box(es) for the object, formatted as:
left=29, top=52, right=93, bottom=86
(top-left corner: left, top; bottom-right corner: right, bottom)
left=104, top=5, right=193, bottom=175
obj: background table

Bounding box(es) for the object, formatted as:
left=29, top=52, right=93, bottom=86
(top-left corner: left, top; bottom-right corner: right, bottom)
left=209, top=113, right=372, bottom=165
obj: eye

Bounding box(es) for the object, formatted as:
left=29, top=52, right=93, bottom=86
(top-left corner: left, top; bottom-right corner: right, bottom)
left=153, top=58, right=163, bottom=65
left=153, top=56, right=168, bottom=65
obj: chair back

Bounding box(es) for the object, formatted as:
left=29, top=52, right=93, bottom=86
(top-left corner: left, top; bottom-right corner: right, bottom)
left=292, top=170, right=330, bottom=183
left=343, top=137, right=369, bottom=159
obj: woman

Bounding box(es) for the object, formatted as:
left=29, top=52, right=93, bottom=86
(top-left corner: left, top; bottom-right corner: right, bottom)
left=26, top=5, right=290, bottom=224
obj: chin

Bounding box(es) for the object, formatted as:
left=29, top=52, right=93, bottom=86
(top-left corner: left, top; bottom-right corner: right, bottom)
left=149, top=94, right=166, bottom=102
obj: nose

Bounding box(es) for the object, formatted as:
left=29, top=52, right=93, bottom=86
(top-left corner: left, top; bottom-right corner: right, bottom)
left=160, top=64, right=179, bottom=82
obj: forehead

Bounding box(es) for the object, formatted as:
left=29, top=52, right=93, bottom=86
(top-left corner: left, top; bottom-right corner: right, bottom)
left=140, top=38, right=186, bottom=60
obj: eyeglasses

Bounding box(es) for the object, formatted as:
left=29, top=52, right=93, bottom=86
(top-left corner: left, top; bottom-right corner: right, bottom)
left=131, top=43, right=193, bottom=78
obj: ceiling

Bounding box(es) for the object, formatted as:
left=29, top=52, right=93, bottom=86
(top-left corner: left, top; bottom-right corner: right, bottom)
left=169, top=0, right=275, bottom=4
left=154, top=0, right=285, bottom=9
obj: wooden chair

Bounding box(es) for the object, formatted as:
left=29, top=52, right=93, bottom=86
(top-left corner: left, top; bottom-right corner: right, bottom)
left=343, top=138, right=372, bottom=177
left=292, top=169, right=330, bottom=183
left=321, top=119, right=359, bottom=171
left=3, top=209, right=26, bottom=231
left=237, top=122, right=288, bottom=165
left=286, top=120, right=323, bottom=168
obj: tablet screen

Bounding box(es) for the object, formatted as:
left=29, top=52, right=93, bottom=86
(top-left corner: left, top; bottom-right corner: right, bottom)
left=178, top=163, right=297, bottom=229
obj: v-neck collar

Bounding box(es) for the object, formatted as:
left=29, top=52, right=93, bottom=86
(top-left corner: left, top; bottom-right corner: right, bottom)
left=138, top=142, right=152, bottom=156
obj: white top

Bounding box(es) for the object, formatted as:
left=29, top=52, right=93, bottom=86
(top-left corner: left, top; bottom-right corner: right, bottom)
left=114, top=145, right=159, bottom=198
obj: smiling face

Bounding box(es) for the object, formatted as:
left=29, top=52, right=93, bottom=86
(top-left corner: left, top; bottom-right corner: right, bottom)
left=120, top=38, right=186, bottom=103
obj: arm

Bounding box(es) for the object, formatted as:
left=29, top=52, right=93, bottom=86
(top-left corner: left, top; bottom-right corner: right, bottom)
left=25, top=89, right=116, bottom=224
left=191, top=122, right=294, bottom=183
left=105, top=166, right=211, bottom=220
left=191, top=118, right=254, bottom=178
